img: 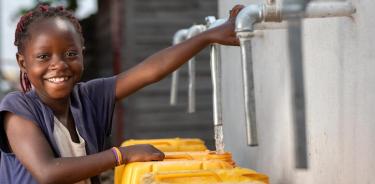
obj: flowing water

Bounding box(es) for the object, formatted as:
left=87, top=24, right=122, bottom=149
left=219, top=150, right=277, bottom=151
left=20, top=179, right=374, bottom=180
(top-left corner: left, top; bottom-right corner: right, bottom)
left=214, top=125, right=225, bottom=154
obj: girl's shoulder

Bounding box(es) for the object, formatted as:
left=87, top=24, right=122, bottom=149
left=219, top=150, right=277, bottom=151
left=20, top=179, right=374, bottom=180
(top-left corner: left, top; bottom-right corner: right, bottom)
left=75, top=76, right=117, bottom=92
left=73, top=76, right=117, bottom=100
left=0, top=91, right=34, bottom=106
left=0, top=91, right=44, bottom=124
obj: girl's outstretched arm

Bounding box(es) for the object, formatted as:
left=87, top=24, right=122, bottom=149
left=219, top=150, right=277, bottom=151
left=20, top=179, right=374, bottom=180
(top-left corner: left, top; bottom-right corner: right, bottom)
left=115, top=5, right=243, bottom=101
left=4, top=112, right=164, bottom=184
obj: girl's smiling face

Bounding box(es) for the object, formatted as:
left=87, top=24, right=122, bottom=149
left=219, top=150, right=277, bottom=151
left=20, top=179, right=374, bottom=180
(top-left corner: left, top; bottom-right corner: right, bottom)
left=17, top=17, right=84, bottom=102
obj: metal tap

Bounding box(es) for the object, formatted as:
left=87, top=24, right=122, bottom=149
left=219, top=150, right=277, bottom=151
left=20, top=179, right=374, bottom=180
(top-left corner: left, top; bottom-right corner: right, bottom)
left=186, top=25, right=207, bottom=113
left=170, top=29, right=189, bottom=106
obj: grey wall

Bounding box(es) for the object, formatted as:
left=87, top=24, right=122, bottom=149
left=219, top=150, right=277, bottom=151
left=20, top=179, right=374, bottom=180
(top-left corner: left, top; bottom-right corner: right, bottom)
left=219, top=0, right=375, bottom=183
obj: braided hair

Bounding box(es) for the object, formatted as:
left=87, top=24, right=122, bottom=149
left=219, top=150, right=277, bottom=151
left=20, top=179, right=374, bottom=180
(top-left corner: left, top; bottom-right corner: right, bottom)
left=14, top=4, right=84, bottom=92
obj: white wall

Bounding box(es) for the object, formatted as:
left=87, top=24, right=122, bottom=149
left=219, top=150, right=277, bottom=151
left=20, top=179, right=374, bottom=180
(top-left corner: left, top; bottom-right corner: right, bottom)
left=219, top=0, right=375, bottom=183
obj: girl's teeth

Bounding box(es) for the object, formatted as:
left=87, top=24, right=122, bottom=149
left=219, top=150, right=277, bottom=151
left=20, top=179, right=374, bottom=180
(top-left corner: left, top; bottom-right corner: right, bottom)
left=48, top=77, right=68, bottom=83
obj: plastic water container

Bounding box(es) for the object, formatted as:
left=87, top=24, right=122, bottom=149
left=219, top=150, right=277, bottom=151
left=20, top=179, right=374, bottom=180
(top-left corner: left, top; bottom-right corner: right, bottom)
left=121, top=138, right=207, bottom=152
left=164, top=150, right=235, bottom=167
left=141, top=167, right=269, bottom=184
left=115, top=138, right=208, bottom=184
left=115, top=151, right=235, bottom=184
left=118, top=160, right=233, bottom=184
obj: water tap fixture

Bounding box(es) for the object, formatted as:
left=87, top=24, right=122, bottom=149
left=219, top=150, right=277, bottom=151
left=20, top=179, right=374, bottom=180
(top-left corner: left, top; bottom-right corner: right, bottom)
left=186, top=25, right=207, bottom=113
left=206, top=16, right=231, bottom=153
left=235, top=4, right=265, bottom=147
left=205, top=16, right=226, bottom=128
left=170, top=29, right=189, bottom=106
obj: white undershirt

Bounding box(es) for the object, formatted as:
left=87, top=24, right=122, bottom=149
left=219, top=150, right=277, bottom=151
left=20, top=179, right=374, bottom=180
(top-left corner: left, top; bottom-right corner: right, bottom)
left=53, top=116, right=91, bottom=184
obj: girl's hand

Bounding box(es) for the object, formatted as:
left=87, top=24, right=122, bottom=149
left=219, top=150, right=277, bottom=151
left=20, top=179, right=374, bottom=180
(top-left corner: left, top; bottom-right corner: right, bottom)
left=113, top=5, right=244, bottom=100
left=207, top=4, right=244, bottom=46
left=119, top=144, right=165, bottom=164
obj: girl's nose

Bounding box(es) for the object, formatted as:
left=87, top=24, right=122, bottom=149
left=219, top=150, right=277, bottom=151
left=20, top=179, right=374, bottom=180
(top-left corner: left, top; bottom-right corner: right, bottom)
left=50, top=56, right=68, bottom=70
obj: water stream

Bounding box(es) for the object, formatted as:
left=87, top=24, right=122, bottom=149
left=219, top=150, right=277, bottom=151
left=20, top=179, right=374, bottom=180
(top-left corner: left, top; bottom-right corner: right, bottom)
left=214, top=125, right=225, bottom=154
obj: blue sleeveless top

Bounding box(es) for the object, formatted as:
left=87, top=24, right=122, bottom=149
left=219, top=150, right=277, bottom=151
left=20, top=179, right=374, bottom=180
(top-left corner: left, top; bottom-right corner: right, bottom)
left=0, top=77, right=116, bottom=184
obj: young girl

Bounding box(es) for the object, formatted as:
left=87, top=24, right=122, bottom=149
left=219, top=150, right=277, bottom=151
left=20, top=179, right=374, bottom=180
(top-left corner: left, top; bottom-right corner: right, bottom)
left=0, top=4, right=243, bottom=184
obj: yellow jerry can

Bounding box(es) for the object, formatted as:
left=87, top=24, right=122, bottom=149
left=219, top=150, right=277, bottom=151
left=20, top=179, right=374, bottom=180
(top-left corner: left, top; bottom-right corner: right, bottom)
left=115, top=138, right=208, bottom=184
left=118, top=160, right=233, bottom=184
left=163, top=150, right=235, bottom=167
left=121, top=138, right=207, bottom=152
left=141, top=167, right=269, bottom=184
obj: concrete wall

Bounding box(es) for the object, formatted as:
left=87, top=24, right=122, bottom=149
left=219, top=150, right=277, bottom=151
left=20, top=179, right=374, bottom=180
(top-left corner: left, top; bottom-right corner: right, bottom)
left=218, top=0, right=375, bottom=183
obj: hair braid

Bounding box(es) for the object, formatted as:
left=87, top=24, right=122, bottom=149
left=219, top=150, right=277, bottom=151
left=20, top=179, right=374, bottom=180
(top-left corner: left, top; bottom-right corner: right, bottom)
left=14, top=4, right=84, bottom=93
left=14, top=4, right=84, bottom=51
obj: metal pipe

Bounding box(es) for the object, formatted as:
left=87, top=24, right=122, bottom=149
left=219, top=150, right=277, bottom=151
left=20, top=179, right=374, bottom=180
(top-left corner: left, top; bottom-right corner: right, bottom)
left=239, top=34, right=258, bottom=146
left=206, top=16, right=226, bottom=153
left=283, top=1, right=356, bottom=19
left=210, top=44, right=222, bottom=127
left=236, top=1, right=355, bottom=33
left=238, top=1, right=356, bottom=30
left=186, top=25, right=206, bottom=113
left=170, top=29, right=189, bottom=106
left=206, top=16, right=223, bottom=127
left=188, top=55, right=196, bottom=113
left=211, top=41, right=225, bottom=153
left=235, top=5, right=264, bottom=147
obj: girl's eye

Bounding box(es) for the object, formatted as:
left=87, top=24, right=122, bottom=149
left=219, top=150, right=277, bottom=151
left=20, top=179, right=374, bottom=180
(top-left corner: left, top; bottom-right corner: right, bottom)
left=66, top=51, right=78, bottom=58
left=36, top=54, right=49, bottom=61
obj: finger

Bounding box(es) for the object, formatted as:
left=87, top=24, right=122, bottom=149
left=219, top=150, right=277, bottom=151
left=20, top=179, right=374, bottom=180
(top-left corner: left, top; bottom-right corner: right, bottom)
left=151, top=152, right=165, bottom=161
left=234, top=5, right=244, bottom=15
left=229, top=4, right=245, bottom=18
left=228, top=37, right=240, bottom=46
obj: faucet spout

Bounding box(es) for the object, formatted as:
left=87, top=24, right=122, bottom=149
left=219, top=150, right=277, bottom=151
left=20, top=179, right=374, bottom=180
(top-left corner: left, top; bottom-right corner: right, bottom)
left=170, top=29, right=189, bottom=106
left=206, top=16, right=224, bottom=128
left=186, top=25, right=206, bottom=113
left=206, top=16, right=226, bottom=153
left=235, top=4, right=266, bottom=147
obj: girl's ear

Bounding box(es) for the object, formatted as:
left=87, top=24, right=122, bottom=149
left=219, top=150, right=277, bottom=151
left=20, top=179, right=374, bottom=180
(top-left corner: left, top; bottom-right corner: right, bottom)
left=16, top=53, right=27, bottom=72
left=82, top=46, right=86, bottom=55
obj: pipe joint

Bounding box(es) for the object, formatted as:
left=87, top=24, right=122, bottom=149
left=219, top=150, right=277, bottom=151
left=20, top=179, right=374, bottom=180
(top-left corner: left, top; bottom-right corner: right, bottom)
left=187, top=25, right=206, bottom=38
left=235, top=4, right=265, bottom=33
left=206, top=18, right=227, bottom=30
left=173, top=29, right=189, bottom=45
left=264, top=4, right=282, bottom=22
left=237, top=32, right=255, bottom=40
left=205, top=16, right=217, bottom=28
